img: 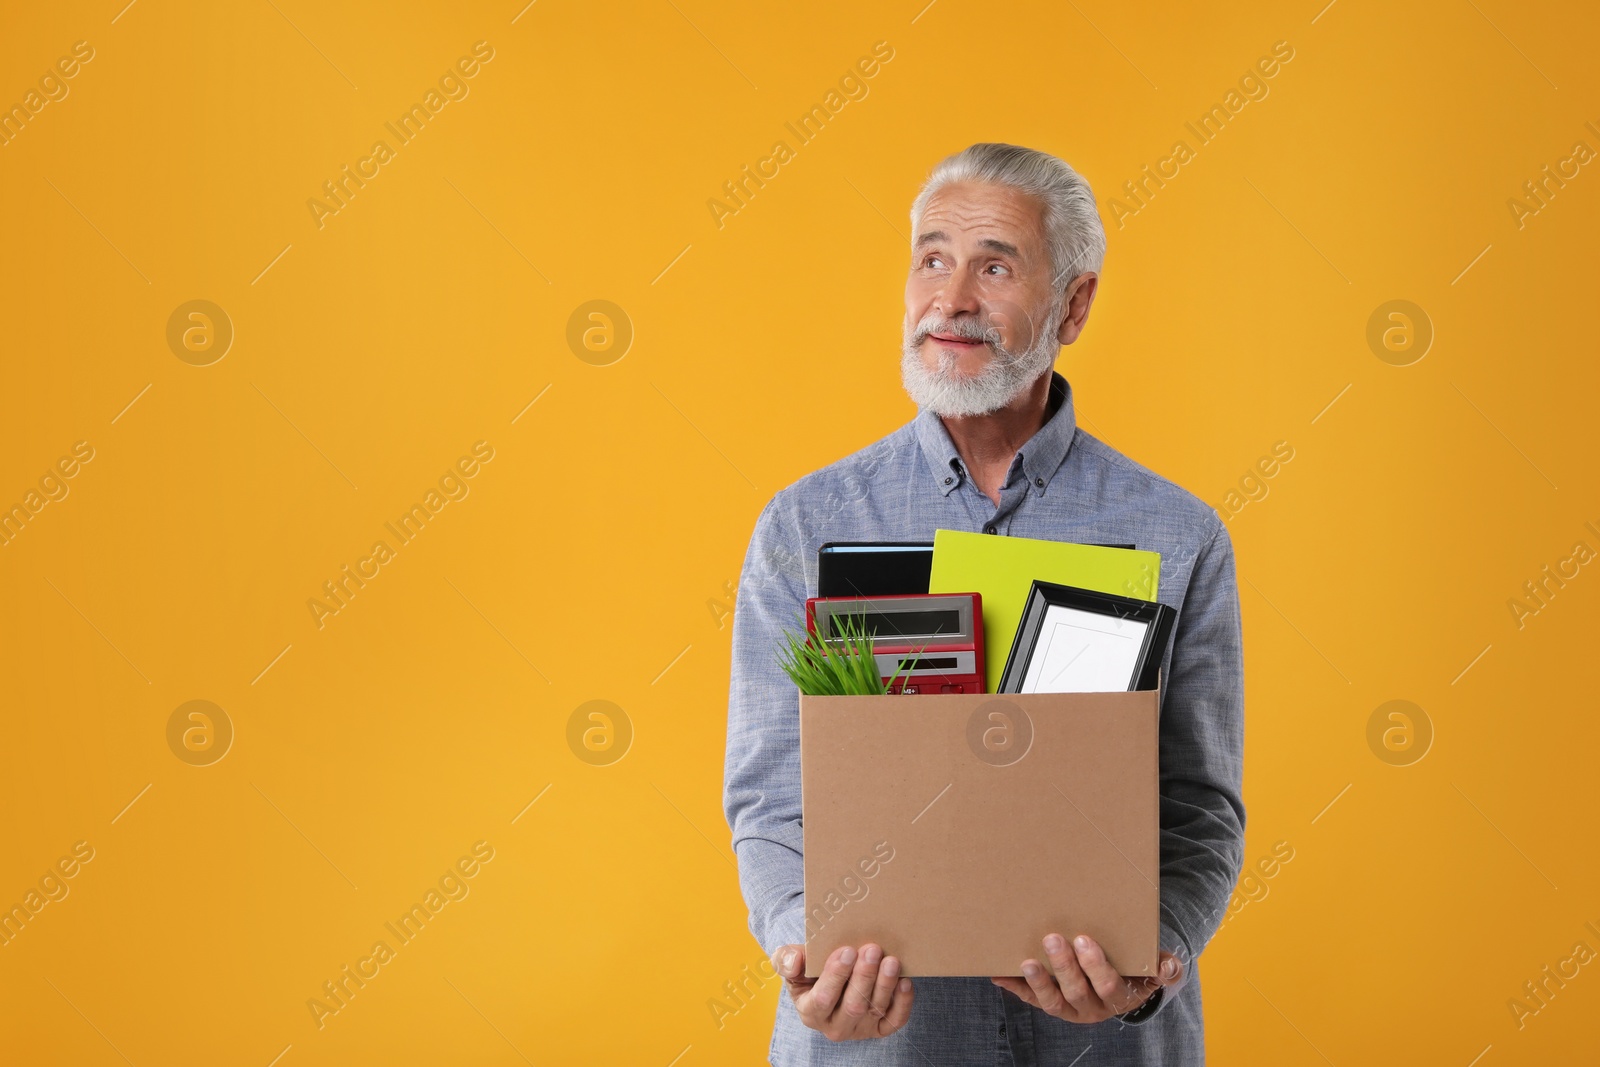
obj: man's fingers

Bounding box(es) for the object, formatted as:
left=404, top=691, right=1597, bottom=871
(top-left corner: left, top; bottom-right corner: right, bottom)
left=802, top=945, right=856, bottom=1018
left=775, top=944, right=817, bottom=997
left=879, top=976, right=915, bottom=1035
left=868, top=953, right=901, bottom=1018
left=1158, top=951, right=1183, bottom=986
left=990, top=976, right=1037, bottom=1008
left=1070, top=935, right=1128, bottom=1008
left=838, top=944, right=883, bottom=1019
left=998, top=938, right=1167, bottom=1023
left=1021, top=958, right=1071, bottom=1017
left=1042, top=934, right=1098, bottom=1013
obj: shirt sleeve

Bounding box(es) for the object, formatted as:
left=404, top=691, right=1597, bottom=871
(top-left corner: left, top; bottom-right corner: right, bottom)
left=722, top=493, right=811, bottom=957
left=1121, top=519, right=1247, bottom=1024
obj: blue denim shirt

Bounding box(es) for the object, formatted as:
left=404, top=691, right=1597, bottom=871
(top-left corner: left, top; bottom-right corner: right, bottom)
left=724, top=371, right=1245, bottom=1065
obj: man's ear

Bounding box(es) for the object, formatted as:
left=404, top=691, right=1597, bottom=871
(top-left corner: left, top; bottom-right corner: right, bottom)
left=1056, top=272, right=1099, bottom=345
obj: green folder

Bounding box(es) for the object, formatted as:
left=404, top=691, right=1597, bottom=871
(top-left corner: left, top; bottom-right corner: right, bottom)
left=927, top=529, right=1162, bottom=694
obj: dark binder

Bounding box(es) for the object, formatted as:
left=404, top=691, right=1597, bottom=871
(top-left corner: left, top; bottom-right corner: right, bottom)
left=818, top=540, right=1137, bottom=598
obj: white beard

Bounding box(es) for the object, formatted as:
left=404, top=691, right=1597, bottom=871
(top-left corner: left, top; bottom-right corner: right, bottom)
left=900, top=292, right=1066, bottom=417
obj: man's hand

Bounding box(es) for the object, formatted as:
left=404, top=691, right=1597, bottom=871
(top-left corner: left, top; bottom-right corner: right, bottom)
left=774, top=942, right=915, bottom=1041
left=991, top=934, right=1182, bottom=1024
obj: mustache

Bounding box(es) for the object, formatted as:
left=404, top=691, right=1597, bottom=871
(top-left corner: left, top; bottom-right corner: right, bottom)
left=913, top=315, right=1037, bottom=367
left=913, top=319, right=1004, bottom=359
left=919, top=317, right=988, bottom=342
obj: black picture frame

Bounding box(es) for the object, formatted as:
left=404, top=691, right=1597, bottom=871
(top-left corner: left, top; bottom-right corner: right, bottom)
left=997, top=579, right=1176, bottom=694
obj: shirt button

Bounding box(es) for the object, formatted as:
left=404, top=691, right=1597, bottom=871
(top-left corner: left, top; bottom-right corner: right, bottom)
left=1034, top=477, right=1044, bottom=487
left=943, top=476, right=953, bottom=485
left=984, top=524, right=997, bottom=534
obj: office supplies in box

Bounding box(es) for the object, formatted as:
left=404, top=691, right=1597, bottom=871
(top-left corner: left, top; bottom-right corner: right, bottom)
left=927, top=529, right=1161, bottom=693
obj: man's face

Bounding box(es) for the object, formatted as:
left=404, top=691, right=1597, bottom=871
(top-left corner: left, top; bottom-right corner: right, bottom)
left=901, top=180, right=1071, bottom=417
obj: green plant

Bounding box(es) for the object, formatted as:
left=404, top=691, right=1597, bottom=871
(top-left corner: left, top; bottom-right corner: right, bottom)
left=775, top=611, right=925, bottom=696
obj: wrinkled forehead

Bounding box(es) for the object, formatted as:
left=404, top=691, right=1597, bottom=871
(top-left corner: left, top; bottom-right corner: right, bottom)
left=913, top=181, right=1047, bottom=261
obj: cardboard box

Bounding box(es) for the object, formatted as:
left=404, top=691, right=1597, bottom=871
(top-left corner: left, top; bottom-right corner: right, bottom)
left=800, top=682, right=1160, bottom=978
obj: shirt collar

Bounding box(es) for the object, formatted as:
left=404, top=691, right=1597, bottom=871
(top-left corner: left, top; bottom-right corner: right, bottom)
left=914, top=370, right=1078, bottom=498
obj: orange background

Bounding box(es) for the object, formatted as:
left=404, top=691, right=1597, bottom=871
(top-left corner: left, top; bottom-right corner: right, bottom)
left=1, top=0, right=1596, bottom=1063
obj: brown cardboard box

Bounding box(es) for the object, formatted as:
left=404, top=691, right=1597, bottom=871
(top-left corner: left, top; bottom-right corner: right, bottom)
left=800, top=682, right=1160, bottom=978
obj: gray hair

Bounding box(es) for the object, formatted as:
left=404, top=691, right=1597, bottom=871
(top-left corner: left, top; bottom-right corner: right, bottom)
left=909, top=143, right=1106, bottom=287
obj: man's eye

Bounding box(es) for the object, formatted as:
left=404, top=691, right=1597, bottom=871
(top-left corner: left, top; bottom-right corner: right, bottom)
left=985, top=263, right=1010, bottom=275
left=924, top=254, right=946, bottom=269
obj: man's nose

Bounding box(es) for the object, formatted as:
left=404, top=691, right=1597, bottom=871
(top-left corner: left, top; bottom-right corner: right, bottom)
left=936, top=269, right=981, bottom=319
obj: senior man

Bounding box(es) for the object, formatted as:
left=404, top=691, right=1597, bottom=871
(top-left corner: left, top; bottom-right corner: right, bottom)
left=723, top=142, right=1245, bottom=1065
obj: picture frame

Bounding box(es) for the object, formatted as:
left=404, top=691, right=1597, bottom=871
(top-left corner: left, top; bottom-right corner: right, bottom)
left=997, top=579, right=1176, bottom=694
